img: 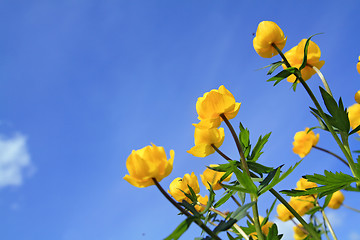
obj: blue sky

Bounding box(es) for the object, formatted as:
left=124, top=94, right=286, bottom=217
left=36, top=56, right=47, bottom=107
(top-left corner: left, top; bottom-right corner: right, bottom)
left=0, top=1, right=359, bottom=239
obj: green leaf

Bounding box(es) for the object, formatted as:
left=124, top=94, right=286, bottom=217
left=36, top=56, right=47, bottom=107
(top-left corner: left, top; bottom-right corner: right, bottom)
left=267, top=67, right=298, bottom=86
left=230, top=201, right=255, bottom=221
left=226, top=232, right=237, bottom=240
left=319, top=87, right=350, bottom=133
left=232, top=165, right=258, bottom=195
left=200, top=184, right=215, bottom=215
left=164, top=217, right=195, bottom=240
left=180, top=200, right=200, bottom=217
left=248, top=132, right=271, bottom=162
left=306, top=206, right=322, bottom=215
left=239, top=123, right=251, bottom=158
left=247, top=162, right=274, bottom=176
left=349, top=124, right=360, bottom=135
left=266, top=224, right=283, bottom=240
left=267, top=61, right=284, bottom=75
left=213, top=219, right=237, bottom=234
left=281, top=171, right=358, bottom=198
left=299, top=34, right=323, bottom=71
left=214, top=190, right=233, bottom=208
left=258, top=161, right=302, bottom=195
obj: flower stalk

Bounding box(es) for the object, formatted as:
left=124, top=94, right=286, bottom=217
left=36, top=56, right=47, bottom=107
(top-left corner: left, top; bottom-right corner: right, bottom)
left=152, top=178, right=221, bottom=240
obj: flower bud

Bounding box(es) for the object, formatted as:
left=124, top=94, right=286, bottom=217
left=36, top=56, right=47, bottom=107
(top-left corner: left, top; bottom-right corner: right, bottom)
left=292, top=128, right=319, bottom=158
left=253, top=21, right=287, bottom=58
left=168, top=172, right=200, bottom=202
left=328, top=190, right=344, bottom=209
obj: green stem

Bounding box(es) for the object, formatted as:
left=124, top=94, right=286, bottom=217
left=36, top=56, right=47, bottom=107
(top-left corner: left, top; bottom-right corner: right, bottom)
left=272, top=43, right=357, bottom=178
left=211, top=144, right=318, bottom=238
left=269, top=189, right=321, bottom=240
left=313, top=145, right=349, bottom=167
left=220, top=114, right=264, bottom=240
left=343, top=204, right=360, bottom=213
left=321, top=209, right=338, bottom=240
left=152, top=178, right=221, bottom=240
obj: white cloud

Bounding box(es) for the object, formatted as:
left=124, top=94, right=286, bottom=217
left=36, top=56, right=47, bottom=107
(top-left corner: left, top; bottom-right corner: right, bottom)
left=0, top=133, right=32, bottom=188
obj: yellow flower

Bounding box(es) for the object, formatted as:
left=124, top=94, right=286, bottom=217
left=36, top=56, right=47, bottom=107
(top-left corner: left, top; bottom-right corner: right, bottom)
left=123, top=144, right=174, bottom=188
left=296, top=178, right=317, bottom=190
left=195, top=195, right=209, bottom=212
left=357, top=56, right=360, bottom=74
left=348, top=103, right=360, bottom=134
left=276, top=203, right=294, bottom=221
left=187, top=126, right=225, bottom=157
left=200, top=165, right=232, bottom=190
left=196, top=85, right=241, bottom=127
left=276, top=196, right=315, bottom=222
left=284, top=39, right=325, bottom=83
left=293, top=224, right=307, bottom=240
left=168, top=172, right=200, bottom=202
left=328, top=190, right=344, bottom=209
left=355, top=90, right=360, bottom=104
left=253, top=21, right=287, bottom=58
left=249, top=216, right=274, bottom=239
left=292, top=128, right=319, bottom=158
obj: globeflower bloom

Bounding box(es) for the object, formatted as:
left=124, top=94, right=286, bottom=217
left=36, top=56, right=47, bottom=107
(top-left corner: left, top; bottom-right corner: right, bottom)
left=357, top=56, right=360, bottom=74
left=253, top=21, right=287, bottom=58
left=296, top=178, right=317, bottom=190
left=293, top=224, right=307, bottom=240
left=200, top=165, right=232, bottom=190
left=284, top=39, right=325, bottom=83
left=187, top=126, right=225, bottom=158
left=123, top=144, right=174, bottom=188
left=348, top=103, right=360, bottom=134
left=196, top=85, right=241, bottom=127
left=277, top=195, right=315, bottom=222
left=249, top=217, right=273, bottom=239
left=292, top=128, right=319, bottom=158
left=328, top=190, right=344, bottom=209
left=168, top=172, right=200, bottom=202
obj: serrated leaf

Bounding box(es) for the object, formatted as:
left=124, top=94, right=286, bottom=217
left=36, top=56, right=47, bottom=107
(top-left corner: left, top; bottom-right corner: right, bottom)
left=248, top=132, right=271, bottom=162
left=266, top=224, right=283, bottom=240
left=181, top=200, right=200, bottom=217
left=281, top=171, right=358, bottom=198
left=239, top=123, right=251, bottom=158
left=258, top=161, right=302, bottom=195
left=201, top=185, right=215, bottom=215
left=164, top=217, right=195, bottom=240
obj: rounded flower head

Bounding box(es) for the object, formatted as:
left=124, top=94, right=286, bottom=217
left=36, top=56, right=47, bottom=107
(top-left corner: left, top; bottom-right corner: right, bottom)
left=168, top=172, right=200, bottom=202
left=293, top=224, right=307, bottom=240
left=277, top=196, right=315, bottom=222
left=357, top=56, right=360, bottom=74
left=284, top=39, right=325, bottom=83
left=348, top=103, right=360, bottom=134
left=249, top=216, right=274, bottom=239
left=276, top=203, right=294, bottom=221
left=200, top=165, right=232, bottom=190
left=355, top=90, right=360, bottom=104
left=253, top=21, right=287, bottom=58
left=187, top=126, right=225, bottom=158
left=124, top=144, right=174, bottom=188
left=328, top=190, right=344, bottom=209
left=296, top=178, right=317, bottom=190
left=292, top=128, right=319, bottom=158
left=196, top=85, right=241, bottom=127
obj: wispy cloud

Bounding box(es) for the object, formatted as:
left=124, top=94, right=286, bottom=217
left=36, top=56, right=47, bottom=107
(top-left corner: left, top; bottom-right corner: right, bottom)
left=0, top=133, right=33, bottom=188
